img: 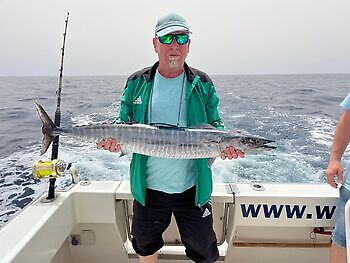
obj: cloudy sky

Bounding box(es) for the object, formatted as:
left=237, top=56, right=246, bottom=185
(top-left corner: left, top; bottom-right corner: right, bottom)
left=1, top=0, right=349, bottom=76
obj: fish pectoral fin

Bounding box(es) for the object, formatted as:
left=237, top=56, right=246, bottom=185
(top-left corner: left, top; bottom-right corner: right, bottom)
left=201, top=139, right=221, bottom=145
left=119, top=151, right=127, bottom=157
left=208, top=158, right=216, bottom=167
left=118, top=145, right=129, bottom=157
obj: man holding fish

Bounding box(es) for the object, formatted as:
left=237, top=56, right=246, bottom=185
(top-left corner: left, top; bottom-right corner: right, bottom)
left=98, top=13, right=243, bottom=263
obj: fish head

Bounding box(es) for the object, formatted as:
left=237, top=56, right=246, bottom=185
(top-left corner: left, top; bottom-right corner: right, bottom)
left=223, top=135, right=276, bottom=152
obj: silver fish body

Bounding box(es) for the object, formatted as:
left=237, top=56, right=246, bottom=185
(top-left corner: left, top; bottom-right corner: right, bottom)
left=36, top=103, right=275, bottom=158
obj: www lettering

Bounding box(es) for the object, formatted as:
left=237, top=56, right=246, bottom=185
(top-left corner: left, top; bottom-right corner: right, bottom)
left=240, top=204, right=336, bottom=220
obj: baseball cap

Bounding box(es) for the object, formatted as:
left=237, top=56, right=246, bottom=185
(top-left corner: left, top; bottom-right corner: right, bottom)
left=155, top=13, right=190, bottom=37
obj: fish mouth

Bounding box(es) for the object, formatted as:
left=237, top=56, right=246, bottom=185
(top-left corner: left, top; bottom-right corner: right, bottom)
left=259, top=144, right=277, bottom=150
left=237, top=136, right=276, bottom=151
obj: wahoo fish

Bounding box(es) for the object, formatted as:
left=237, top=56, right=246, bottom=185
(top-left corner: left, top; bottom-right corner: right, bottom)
left=35, top=103, right=276, bottom=159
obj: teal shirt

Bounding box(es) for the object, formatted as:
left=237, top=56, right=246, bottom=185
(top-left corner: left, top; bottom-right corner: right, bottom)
left=340, top=92, right=350, bottom=109
left=146, top=70, right=195, bottom=193
left=117, top=62, right=224, bottom=206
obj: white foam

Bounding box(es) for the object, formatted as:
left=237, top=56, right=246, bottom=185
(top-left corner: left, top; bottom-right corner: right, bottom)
left=0, top=138, right=131, bottom=227
left=307, top=116, right=336, bottom=147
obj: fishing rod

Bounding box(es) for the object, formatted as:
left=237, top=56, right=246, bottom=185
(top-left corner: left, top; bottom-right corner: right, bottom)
left=32, top=12, right=77, bottom=201
left=46, top=12, right=70, bottom=200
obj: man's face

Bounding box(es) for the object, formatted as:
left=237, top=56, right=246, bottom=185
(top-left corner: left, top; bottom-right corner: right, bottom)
left=153, top=31, right=190, bottom=70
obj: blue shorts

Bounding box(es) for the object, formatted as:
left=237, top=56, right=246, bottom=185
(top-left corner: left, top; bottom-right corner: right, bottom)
left=332, top=186, right=350, bottom=248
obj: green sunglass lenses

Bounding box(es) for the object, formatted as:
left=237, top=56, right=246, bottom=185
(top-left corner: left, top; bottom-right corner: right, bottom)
left=175, top=34, right=189, bottom=45
left=159, top=35, right=174, bottom=44
left=158, top=34, right=189, bottom=45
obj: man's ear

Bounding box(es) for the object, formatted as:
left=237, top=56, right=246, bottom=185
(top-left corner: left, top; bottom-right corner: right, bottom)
left=152, top=37, right=158, bottom=53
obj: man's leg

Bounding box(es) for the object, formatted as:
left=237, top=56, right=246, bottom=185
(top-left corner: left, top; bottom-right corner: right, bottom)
left=173, top=188, right=219, bottom=263
left=139, top=253, right=159, bottom=263
left=330, top=186, right=350, bottom=263
left=131, top=190, right=172, bottom=262
left=329, top=242, right=347, bottom=263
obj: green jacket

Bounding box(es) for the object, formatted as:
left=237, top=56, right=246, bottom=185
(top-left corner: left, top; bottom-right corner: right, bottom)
left=116, top=62, right=224, bottom=207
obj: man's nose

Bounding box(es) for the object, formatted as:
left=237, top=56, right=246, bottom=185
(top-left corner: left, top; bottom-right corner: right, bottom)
left=170, top=40, right=179, bottom=49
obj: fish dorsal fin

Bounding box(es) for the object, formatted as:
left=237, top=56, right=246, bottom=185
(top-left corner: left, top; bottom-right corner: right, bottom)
left=189, top=123, right=215, bottom=130
left=152, top=123, right=178, bottom=128
left=151, top=123, right=187, bottom=131
left=125, top=120, right=137, bottom=125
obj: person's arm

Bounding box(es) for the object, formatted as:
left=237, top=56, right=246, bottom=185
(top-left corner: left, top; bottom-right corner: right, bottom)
left=326, top=110, right=350, bottom=188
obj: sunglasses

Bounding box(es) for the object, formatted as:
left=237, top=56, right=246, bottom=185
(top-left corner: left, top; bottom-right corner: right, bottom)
left=158, top=34, right=189, bottom=45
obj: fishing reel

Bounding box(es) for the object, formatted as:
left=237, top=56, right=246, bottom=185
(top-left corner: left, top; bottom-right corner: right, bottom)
left=32, top=159, right=79, bottom=184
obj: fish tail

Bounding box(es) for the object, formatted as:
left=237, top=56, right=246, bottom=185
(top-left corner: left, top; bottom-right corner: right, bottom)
left=35, top=102, right=57, bottom=155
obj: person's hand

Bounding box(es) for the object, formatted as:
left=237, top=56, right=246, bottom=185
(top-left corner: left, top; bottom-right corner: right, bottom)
left=326, top=159, right=343, bottom=188
left=96, top=138, right=121, bottom=152
left=220, top=146, right=245, bottom=160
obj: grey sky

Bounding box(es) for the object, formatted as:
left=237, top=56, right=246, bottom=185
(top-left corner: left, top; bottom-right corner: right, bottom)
left=1, top=0, right=349, bottom=76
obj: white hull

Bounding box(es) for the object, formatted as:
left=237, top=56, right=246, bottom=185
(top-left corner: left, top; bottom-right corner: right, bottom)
left=0, top=181, right=339, bottom=263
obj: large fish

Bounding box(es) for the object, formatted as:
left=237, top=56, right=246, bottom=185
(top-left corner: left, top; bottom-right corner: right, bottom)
left=35, top=103, right=276, bottom=159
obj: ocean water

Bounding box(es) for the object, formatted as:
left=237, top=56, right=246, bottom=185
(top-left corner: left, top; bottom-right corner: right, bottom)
left=0, top=74, right=349, bottom=227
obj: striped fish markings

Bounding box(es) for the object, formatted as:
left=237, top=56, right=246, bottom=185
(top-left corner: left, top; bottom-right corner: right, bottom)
left=35, top=103, right=276, bottom=158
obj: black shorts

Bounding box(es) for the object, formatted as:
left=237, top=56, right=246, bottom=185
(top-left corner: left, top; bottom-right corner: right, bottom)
left=131, top=187, right=219, bottom=263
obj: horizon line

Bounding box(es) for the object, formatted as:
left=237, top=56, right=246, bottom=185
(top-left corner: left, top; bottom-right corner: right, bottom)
left=1, top=72, right=350, bottom=77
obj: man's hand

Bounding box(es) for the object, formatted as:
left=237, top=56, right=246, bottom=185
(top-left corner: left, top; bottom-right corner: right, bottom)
left=220, top=146, right=245, bottom=160
left=326, top=160, right=343, bottom=188
left=96, top=138, right=121, bottom=152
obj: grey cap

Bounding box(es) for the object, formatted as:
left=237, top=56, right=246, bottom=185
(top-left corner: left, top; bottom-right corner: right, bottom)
left=155, top=13, right=190, bottom=37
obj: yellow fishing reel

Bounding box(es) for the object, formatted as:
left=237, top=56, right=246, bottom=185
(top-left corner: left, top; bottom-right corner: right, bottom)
left=32, top=159, right=79, bottom=184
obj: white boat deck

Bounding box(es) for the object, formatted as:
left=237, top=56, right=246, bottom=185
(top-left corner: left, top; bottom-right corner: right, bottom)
left=0, top=181, right=339, bottom=263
